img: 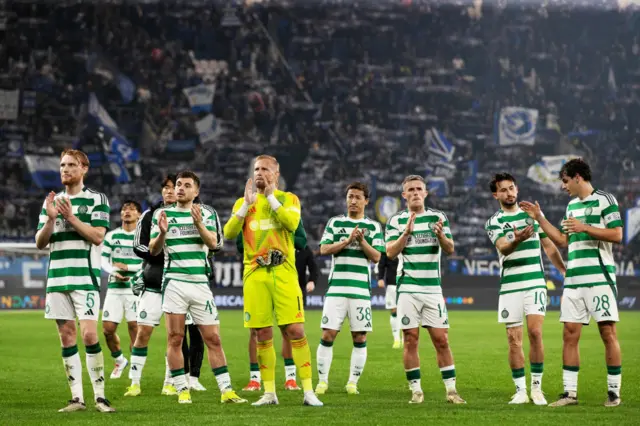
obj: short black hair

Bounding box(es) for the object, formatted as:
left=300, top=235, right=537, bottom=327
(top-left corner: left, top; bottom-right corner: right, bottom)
left=121, top=199, right=142, bottom=213
left=489, top=173, right=516, bottom=193
left=161, top=173, right=177, bottom=189
left=346, top=181, right=370, bottom=199
left=177, top=170, right=201, bottom=188
left=559, top=158, right=591, bottom=182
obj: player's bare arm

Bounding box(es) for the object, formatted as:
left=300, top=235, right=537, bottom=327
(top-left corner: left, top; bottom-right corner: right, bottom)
left=540, top=237, right=566, bottom=276
left=386, top=212, right=416, bottom=259
left=494, top=225, right=534, bottom=257
left=192, top=204, right=218, bottom=249
left=320, top=225, right=358, bottom=256
left=433, top=219, right=455, bottom=255
left=561, top=217, right=623, bottom=244
left=520, top=201, right=568, bottom=248
left=356, top=228, right=382, bottom=263
left=57, top=196, right=106, bottom=245
left=35, top=191, right=58, bottom=249
left=149, top=211, right=168, bottom=256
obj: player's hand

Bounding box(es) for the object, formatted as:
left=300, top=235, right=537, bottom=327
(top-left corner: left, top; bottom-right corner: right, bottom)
left=403, top=213, right=416, bottom=236
left=347, top=225, right=360, bottom=243
left=306, top=281, right=315, bottom=293
left=433, top=219, right=444, bottom=238
left=562, top=217, right=586, bottom=234
left=158, top=211, right=168, bottom=234
left=354, top=227, right=365, bottom=242
left=377, top=279, right=385, bottom=288
left=57, top=196, right=73, bottom=219
left=244, top=179, right=256, bottom=205
left=112, top=262, right=128, bottom=271
left=514, top=225, right=534, bottom=242
left=519, top=201, right=543, bottom=221
left=264, top=176, right=276, bottom=197
left=45, top=191, right=58, bottom=220
left=114, top=272, right=128, bottom=281
left=191, top=203, right=202, bottom=224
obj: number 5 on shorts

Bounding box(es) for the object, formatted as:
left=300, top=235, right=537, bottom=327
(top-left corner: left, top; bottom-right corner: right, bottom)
left=86, top=292, right=95, bottom=309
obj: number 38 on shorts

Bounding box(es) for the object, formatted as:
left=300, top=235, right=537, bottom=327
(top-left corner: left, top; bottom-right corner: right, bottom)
left=321, top=297, right=372, bottom=332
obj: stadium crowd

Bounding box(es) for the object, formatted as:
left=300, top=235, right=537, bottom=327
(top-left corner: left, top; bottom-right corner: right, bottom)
left=2, top=0, right=640, bottom=267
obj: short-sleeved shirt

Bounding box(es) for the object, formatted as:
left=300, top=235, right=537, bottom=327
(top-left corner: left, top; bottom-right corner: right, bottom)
left=320, top=215, right=385, bottom=300
left=485, top=208, right=547, bottom=294
left=102, top=227, right=143, bottom=289
left=151, top=204, right=217, bottom=284
left=37, top=187, right=110, bottom=293
left=385, top=208, right=452, bottom=295
left=561, top=189, right=623, bottom=290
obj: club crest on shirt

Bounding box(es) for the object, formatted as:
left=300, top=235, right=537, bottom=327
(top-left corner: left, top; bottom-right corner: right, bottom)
left=525, top=217, right=534, bottom=226
left=78, top=205, right=88, bottom=214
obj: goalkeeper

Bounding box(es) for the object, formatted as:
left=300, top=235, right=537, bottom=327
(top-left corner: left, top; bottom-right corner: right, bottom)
left=223, top=155, right=323, bottom=407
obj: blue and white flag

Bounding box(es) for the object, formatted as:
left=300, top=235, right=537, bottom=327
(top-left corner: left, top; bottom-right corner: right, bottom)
left=526, top=155, right=579, bottom=193
left=86, top=52, right=136, bottom=104
left=497, top=107, right=538, bottom=145
left=183, top=84, right=216, bottom=113
left=88, top=94, right=138, bottom=162
left=105, top=154, right=130, bottom=184
left=425, top=127, right=455, bottom=162
left=625, top=198, right=640, bottom=245
left=195, top=114, right=221, bottom=145
left=24, top=155, right=61, bottom=189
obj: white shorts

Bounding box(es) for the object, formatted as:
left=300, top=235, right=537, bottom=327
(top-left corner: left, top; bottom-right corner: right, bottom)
left=560, top=286, right=620, bottom=324
left=185, top=311, right=194, bottom=326
left=321, top=296, right=372, bottom=332
left=45, top=290, right=100, bottom=321
left=385, top=285, right=398, bottom=309
left=499, top=288, right=547, bottom=327
left=162, top=280, right=219, bottom=326
left=137, top=291, right=163, bottom=326
left=397, top=292, right=449, bottom=329
left=102, top=290, right=138, bottom=324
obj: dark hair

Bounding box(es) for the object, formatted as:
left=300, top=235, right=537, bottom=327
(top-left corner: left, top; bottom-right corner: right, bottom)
left=559, top=158, right=591, bottom=182
left=346, top=181, right=370, bottom=199
left=121, top=199, right=142, bottom=213
left=161, top=173, right=177, bottom=189
left=489, top=173, right=516, bottom=193
left=177, top=170, right=201, bottom=188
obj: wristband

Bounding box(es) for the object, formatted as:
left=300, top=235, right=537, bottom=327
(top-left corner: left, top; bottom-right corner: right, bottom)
left=236, top=202, right=250, bottom=218
left=267, top=194, right=282, bottom=211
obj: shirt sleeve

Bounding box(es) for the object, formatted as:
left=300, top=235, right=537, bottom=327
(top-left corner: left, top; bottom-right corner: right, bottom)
left=150, top=209, right=161, bottom=239
left=440, top=212, right=453, bottom=240
left=369, top=222, right=385, bottom=252
left=485, top=217, right=503, bottom=245
left=385, top=216, right=400, bottom=243
left=319, top=218, right=334, bottom=245
left=91, top=193, right=110, bottom=229
left=273, top=192, right=301, bottom=232
left=294, top=218, right=307, bottom=250
left=601, top=194, right=623, bottom=229
left=101, top=233, right=114, bottom=274
left=223, top=198, right=246, bottom=240
left=560, top=214, right=568, bottom=234
left=37, top=198, right=50, bottom=231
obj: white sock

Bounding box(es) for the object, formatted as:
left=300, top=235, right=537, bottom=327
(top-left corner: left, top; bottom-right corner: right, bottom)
left=562, top=368, right=578, bottom=396
left=114, top=353, right=126, bottom=364
left=250, top=364, right=261, bottom=383
left=85, top=346, right=105, bottom=401
left=284, top=364, right=297, bottom=381
left=172, top=373, right=188, bottom=392
left=531, top=373, right=543, bottom=390
left=62, top=346, right=84, bottom=403
left=164, top=355, right=172, bottom=385
left=316, top=341, right=334, bottom=383
left=348, top=345, right=367, bottom=384
left=513, top=376, right=526, bottom=393
left=213, top=367, right=232, bottom=393
left=405, top=368, right=422, bottom=393
left=440, top=365, right=457, bottom=393
left=129, top=347, right=148, bottom=386
left=390, top=314, right=401, bottom=341
left=607, top=366, right=621, bottom=397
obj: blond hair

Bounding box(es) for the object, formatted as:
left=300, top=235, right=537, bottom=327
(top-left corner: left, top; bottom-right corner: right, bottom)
left=402, top=174, right=425, bottom=187
left=60, top=149, right=90, bottom=168
left=254, top=154, right=280, bottom=172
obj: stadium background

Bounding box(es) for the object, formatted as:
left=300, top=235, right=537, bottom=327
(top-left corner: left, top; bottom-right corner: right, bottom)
left=1, top=0, right=640, bottom=315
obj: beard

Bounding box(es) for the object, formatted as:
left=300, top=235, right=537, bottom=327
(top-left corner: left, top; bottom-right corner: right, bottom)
left=502, top=199, right=517, bottom=207
left=61, top=174, right=81, bottom=186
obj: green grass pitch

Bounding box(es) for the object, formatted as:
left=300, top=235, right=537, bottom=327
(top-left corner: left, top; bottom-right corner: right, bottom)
left=1, top=310, right=639, bottom=425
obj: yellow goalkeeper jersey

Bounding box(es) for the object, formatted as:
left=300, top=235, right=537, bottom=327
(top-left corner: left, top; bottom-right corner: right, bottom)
left=223, top=190, right=301, bottom=277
